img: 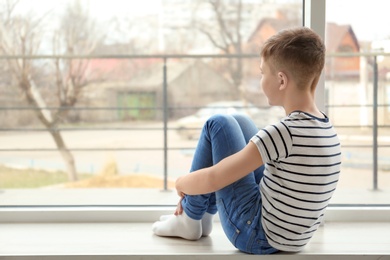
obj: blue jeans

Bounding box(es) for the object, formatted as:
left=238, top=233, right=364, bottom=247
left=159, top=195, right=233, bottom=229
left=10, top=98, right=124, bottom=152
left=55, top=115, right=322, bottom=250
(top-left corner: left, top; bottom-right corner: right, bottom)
left=181, top=114, right=278, bottom=254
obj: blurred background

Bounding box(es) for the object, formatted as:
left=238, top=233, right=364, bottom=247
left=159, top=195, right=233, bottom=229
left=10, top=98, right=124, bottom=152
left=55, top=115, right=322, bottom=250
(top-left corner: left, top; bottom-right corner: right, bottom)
left=0, top=0, right=389, bottom=206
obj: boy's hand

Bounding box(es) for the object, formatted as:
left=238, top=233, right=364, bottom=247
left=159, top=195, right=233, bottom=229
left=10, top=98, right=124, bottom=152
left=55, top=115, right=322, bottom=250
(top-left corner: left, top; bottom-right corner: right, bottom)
left=174, top=191, right=185, bottom=215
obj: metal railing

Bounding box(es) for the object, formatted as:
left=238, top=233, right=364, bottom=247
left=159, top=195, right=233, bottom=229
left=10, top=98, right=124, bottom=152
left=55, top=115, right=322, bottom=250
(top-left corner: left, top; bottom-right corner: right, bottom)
left=0, top=52, right=389, bottom=191
left=327, top=52, right=390, bottom=190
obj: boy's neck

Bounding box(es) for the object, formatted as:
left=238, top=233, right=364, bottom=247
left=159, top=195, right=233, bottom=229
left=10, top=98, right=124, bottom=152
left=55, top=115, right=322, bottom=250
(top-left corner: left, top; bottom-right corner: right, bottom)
left=282, top=89, right=324, bottom=118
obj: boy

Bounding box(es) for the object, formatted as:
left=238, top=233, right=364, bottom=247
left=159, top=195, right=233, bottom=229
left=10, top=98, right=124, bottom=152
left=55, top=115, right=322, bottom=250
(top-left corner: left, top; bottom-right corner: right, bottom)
left=152, top=27, right=341, bottom=254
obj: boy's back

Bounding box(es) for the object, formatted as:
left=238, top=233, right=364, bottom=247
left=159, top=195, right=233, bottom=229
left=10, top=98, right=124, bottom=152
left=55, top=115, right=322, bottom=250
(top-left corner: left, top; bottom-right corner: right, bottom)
left=251, top=111, right=341, bottom=251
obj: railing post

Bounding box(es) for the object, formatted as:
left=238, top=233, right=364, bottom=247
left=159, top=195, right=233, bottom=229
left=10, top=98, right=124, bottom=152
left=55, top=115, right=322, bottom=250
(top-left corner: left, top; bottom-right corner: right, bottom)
left=373, top=55, right=378, bottom=190
left=163, top=57, right=169, bottom=191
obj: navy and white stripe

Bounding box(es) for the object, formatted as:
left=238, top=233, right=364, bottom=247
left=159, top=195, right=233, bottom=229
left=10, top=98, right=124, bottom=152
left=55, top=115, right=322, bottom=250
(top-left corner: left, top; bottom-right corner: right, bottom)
left=250, top=111, right=341, bottom=252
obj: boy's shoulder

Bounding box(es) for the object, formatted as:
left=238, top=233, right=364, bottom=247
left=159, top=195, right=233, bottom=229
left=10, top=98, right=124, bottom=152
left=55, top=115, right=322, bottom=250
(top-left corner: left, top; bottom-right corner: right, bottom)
left=283, top=110, right=330, bottom=124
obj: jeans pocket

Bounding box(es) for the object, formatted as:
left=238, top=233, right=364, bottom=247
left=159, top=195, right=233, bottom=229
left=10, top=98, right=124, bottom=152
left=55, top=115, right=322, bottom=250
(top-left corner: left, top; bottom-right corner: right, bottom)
left=216, top=198, right=241, bottom=247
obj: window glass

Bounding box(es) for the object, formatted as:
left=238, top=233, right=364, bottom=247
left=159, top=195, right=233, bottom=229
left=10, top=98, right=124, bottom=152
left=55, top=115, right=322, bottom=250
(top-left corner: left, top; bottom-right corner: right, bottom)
left=325, top=0, right=390, bottom=204
left=0, top=0, right=303, bottom=206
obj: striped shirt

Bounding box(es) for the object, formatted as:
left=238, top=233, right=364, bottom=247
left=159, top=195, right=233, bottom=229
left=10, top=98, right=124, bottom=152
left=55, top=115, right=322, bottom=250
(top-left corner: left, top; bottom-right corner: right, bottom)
left=250, top=111, right=341, bottom=252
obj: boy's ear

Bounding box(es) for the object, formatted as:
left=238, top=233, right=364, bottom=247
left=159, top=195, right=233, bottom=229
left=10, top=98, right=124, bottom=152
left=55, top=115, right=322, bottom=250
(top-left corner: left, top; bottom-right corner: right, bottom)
left=278, top=72, right=288, bottom=90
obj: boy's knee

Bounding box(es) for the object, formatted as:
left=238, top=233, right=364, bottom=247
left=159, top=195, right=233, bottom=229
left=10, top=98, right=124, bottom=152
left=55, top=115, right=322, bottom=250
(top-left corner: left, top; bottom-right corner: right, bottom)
left=231, top=113, right=251, bottom=122
left=208, top=113, right=231, bottom=121
left=206, top=114, right=235, bottom=126
left=204, top=114, right=236, bottom=132
left=207, top=113, right=252, bottom=126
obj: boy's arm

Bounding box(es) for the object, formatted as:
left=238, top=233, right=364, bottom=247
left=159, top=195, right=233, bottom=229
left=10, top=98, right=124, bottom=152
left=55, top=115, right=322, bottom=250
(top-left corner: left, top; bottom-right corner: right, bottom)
left=175, top=142, right=263, bottom=196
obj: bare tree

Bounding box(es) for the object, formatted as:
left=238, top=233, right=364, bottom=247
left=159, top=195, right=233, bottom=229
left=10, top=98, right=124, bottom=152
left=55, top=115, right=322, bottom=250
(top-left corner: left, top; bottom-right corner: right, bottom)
left=194, top=0, right=244, bottom=96
left=106, top=15, right=160, bottom=54
left=0, top=0, right=103, bottom=181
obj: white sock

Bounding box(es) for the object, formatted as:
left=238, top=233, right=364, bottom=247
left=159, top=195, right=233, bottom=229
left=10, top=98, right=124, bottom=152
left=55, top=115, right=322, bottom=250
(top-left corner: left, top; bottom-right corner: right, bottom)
left=201, top=212, right=214, bottom=237
left=159, top=212, right=214, bottom=237
left=152, top=211, right=202, bottom=240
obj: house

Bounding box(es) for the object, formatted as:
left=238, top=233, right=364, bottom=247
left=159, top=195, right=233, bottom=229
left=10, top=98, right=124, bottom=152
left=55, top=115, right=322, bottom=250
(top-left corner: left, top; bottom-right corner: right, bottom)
left=0, top=84, right=32, bottom=127
left=325, top=22, right=360, bottom=78
left=246, top=18, right=361, bottom=79
left=79, top=60, right=236, bottom=122
left=78, top=18, right=362, bottom=123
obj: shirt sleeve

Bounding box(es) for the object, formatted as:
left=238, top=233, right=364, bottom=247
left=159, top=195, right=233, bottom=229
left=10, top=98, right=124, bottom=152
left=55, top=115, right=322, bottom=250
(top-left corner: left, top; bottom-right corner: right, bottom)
left=250, top=122, right=292, bottom=163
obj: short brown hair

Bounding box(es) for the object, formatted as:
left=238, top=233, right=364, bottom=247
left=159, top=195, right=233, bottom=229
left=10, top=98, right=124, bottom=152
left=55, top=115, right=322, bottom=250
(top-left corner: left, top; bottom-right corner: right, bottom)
left=260, top=27, right=325, bottom=88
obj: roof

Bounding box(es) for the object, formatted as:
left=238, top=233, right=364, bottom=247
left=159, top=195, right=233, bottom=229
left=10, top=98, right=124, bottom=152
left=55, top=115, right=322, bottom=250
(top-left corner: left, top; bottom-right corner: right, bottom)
left=247, top=19, right=360, bottom=52
left=326, top=22, right=360, bottom=52
left=247, top=18, right=297, bottom=42
left=86, top=58, right=160, bottom=82
left=127, top=61, right=192, bottom=87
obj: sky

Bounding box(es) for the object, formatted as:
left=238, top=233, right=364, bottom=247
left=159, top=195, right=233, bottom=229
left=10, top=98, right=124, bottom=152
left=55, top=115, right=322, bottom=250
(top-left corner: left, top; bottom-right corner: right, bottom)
left=14, top=0, right=161, bottom=19
left=11, top=0, right=390, bottom=42
left=326, top=0, right=390, bottom=41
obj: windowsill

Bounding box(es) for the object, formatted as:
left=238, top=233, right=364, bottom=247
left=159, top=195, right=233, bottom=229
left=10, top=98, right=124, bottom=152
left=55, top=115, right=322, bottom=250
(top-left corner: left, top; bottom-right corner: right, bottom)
left=1, top=205, right=390, bottom=223
left=1, top=221, right=390, bottom=259
left=1, top=190, right=390, bottom=259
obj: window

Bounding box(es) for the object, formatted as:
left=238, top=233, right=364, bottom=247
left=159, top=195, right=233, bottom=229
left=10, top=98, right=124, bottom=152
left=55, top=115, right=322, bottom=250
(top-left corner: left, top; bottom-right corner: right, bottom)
left=325, top=0, right=390, bottom=205
left=1, top=0, right=388, bottom=213
left=0, top=0, right=302, bottom=207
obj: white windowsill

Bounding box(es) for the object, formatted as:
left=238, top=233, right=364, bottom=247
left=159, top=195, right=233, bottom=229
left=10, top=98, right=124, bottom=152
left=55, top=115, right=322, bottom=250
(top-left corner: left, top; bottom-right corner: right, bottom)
left=1, top=206, right=390, bottom=259
left=1, top=220, right=390, bottom=260
left=1, top=188, right=390, bottom=259
left=1, top=206, right=390, bottom=223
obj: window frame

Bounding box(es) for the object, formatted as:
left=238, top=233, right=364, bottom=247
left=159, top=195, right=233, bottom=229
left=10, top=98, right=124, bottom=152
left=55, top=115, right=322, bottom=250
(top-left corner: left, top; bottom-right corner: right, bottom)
left=1, top=0, right=389, bottom=224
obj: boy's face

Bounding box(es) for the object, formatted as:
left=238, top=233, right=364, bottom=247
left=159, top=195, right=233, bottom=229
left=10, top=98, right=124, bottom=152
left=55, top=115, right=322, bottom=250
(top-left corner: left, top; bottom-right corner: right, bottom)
left=260, top=59, right=281, bottom=106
